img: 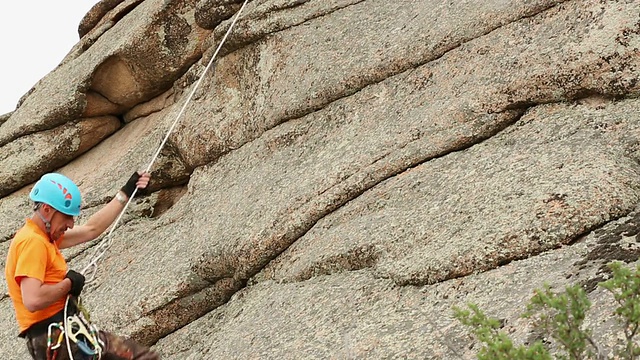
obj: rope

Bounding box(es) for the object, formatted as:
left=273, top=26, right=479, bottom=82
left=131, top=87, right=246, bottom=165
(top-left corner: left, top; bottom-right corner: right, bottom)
left=64, top=2, right=251, bottom=359
left=63, top=296, right=74, bottom=360
left=80, top=0, right=250, bottom=281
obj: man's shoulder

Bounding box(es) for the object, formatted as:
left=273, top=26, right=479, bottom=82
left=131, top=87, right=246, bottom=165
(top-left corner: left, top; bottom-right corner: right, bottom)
left=11, top=223, right=47, bottom=247
left=6, top=223, right=49, bottom=267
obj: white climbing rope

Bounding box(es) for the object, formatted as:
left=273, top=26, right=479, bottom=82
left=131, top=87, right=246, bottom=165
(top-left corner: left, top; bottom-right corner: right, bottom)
left=66, top=2, right=251, bottom=358
left=80, top=0, right=250, bottom=281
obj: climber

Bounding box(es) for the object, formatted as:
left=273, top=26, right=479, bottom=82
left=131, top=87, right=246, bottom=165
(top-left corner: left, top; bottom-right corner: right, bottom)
left=5, top=172, right=160, bottom=360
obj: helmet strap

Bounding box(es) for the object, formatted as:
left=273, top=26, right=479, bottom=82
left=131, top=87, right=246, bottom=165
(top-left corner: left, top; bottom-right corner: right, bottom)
left=34, top=204, right=53, bottom=241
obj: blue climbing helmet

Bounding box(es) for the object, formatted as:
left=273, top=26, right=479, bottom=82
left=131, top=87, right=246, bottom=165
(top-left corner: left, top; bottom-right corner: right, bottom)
left=29, top=173, right=82, bottom=216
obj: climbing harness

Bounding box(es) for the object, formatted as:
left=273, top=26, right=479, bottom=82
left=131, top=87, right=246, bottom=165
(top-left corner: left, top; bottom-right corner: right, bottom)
left=60, top=1, right=251, bottom=359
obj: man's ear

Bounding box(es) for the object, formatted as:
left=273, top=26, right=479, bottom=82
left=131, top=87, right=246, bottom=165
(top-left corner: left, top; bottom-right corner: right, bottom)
left=39, top=204, right=54, bottom=215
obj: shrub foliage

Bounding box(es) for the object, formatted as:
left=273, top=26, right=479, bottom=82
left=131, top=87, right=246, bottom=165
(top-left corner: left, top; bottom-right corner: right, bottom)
left=454, top=261, right=640, bottom=359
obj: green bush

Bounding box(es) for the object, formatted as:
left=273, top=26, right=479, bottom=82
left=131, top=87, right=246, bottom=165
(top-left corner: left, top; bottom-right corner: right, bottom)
left=454, top=261, right=640, bottom=359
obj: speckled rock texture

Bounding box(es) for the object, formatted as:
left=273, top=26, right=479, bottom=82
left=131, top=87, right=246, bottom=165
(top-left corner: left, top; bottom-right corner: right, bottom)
left=1, top=0, right=640, bottom=358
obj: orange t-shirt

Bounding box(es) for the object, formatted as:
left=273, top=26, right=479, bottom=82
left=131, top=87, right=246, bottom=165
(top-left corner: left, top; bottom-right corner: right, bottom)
left=5, top=219, right=68, bottom=333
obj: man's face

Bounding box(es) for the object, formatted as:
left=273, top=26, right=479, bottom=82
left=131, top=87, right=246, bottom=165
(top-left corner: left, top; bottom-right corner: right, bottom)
left=43, top=205, right=75, bottom=241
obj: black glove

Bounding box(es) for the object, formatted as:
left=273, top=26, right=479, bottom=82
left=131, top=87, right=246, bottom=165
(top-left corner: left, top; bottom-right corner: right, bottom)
left=65, top=270, right=85, bottom=297
left=120, top=171, right=141, bottom=197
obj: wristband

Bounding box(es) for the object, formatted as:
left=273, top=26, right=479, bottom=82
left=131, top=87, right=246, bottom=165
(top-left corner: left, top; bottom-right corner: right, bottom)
left=115, top=191, right=127, bottom=205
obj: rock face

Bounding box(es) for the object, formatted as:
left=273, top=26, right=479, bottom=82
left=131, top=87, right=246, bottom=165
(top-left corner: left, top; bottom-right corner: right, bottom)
left=1, top=0, right=640, bottom=358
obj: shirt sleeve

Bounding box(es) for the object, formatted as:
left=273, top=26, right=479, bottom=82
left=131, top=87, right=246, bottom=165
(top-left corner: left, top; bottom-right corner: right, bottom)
left=14, top=238, right=48, bottom=284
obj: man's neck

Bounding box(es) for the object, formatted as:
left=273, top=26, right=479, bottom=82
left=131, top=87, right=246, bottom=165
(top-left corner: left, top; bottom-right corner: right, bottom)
left=31, top=212, right=53, bottom=242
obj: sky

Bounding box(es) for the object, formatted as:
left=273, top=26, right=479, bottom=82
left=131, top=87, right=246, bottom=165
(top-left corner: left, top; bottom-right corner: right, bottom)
left=0, top=1, right=101, bottom=115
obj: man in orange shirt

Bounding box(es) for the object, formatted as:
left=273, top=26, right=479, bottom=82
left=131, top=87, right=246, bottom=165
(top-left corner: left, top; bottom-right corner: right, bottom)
left=5, top=172, right=160, bottom=360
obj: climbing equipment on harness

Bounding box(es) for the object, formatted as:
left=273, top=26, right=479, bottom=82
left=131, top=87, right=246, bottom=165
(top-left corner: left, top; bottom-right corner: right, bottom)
left=46, top=322, right=64, bottom=360
left=66, top=314, right=103, bottom=357
left=62, top=296, right=104, bottom=360
left=45, top=311, right=103, bottom=360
